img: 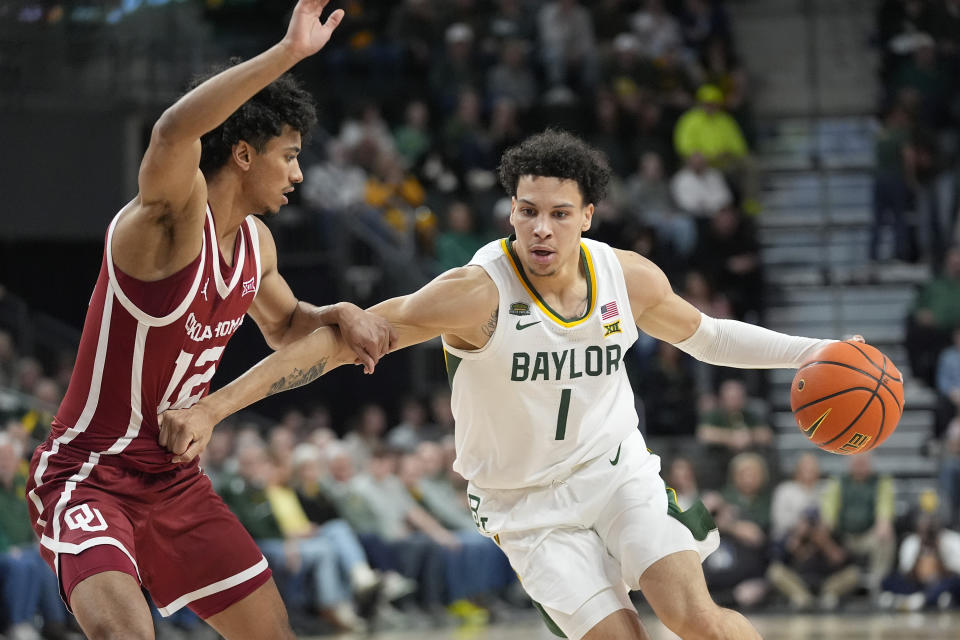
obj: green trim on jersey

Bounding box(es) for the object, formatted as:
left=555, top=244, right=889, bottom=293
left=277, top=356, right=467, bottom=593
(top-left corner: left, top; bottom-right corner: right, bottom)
left=443, top=349, right=463, bottom=388
left=501, top=236, right=597, bottom=326
left=532, top=600, right=568, bottom=638
left=666, top=488, right=717, bottom=542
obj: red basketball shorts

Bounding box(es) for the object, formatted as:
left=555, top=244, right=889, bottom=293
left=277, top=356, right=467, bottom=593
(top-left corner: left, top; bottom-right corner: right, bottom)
left=26, top=447, right=271, bottom=619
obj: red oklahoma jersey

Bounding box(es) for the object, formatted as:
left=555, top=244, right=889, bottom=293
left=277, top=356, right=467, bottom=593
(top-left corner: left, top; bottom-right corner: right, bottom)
left=35, top=206, right=261, bottom=478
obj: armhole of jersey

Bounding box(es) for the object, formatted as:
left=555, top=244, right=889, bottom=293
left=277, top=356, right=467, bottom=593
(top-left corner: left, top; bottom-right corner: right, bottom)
left=591, top=239, right=640, bottom=344
left=105, top=210, right=207, bottom=328
left=246, top=216, right=262, bottom=294
left=440, top=262, right=505, bottom=361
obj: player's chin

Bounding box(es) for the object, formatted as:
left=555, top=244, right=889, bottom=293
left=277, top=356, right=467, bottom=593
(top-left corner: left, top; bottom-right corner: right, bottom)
left=261, top=205, right=281, bottom=217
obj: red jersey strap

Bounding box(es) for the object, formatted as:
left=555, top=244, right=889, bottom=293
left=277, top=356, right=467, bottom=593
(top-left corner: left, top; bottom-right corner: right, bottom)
left=105, top=211, right=207, bottom=327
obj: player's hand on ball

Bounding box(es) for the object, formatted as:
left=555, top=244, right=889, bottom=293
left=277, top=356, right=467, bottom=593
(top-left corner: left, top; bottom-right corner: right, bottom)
left=337, top=303, right=398, bottom=374
left=158, top=402, right=217, bottom=464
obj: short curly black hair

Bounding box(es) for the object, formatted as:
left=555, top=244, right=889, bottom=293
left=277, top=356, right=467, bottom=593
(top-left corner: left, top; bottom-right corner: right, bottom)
left=189, top=60, right=318, bottom=177
left=497, top=129, right=612, bottom=205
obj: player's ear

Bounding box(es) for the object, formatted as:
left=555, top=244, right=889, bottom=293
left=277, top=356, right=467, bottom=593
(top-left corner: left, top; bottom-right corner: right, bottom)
left=581, top=203, right=594, bottom=232
left=232, top=141, right=253, bottom=171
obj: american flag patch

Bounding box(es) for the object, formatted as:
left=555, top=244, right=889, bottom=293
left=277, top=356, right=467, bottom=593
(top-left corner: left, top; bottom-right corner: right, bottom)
left=600, top=301, right=619, bottom=321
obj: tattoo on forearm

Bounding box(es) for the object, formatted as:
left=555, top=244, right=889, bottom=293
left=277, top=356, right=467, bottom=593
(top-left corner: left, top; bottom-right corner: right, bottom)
left=267, top=357, right=329, bottom=396
left=481, top=308, right=498, bottom=338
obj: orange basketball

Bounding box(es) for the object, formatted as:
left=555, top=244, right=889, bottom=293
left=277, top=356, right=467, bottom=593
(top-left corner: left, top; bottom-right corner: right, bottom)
left=790, top=341, right=904, bottom=455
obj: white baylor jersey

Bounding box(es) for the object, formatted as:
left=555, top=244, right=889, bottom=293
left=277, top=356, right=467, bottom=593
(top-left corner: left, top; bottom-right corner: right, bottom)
left=442, top=237, right=643, bottom=490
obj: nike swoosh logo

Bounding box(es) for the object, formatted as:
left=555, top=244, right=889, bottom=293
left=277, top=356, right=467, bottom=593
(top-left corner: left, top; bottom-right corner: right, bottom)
left=516, top=320, right=542, bottom=330
left=609, top=444, right=622, bottom=466
left=802, top=408, right=832, bottom=439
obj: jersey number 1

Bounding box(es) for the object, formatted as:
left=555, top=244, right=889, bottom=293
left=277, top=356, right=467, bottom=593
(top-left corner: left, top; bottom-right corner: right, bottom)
left=555, top=389, right=571, bottom=440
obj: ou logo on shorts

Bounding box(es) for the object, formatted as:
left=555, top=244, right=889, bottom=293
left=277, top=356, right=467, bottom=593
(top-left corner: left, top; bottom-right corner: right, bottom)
left=64, top=504, right=108, bottom=532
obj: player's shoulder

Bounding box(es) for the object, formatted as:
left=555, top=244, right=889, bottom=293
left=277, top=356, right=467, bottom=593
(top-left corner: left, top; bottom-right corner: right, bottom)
left=611, top=248, right=673, bottom=307
left=467, top=237, right=512, bottom=267
left=433, top=264, right=498, bottom=305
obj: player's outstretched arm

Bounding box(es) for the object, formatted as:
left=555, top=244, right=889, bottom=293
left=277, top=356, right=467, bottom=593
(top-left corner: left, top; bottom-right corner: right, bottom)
left=113, top=0, right=344, bottom=279
left=158, top=266, right=496, bottom=463
left=366, top=266, right=500, bottom=354
left=614, top=249, right=835, bottom=369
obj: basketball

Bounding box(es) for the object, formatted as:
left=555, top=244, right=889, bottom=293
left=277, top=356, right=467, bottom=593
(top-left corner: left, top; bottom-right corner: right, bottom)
left=790, top=341, right=904, bottom=455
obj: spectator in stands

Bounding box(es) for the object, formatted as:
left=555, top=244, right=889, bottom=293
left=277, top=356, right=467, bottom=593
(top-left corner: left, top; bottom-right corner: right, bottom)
left=343, top=403, right=389, bottom=469
left=429, top=388, right=455, bottom=435
left=290, top=443, right=415, bottom=604
left=486, top=38, right=538, bottom=114
left=338, top=101, right=394, bottom=162
left=365, top=148, right=428, bottom=234
left=699, top=37, right=750, bottom=135
left=387, top=396, right=442, bottom=453
left=588, top=90, right=630, bottom=177
left=633, top=100, right=675, bottom=166
left=198, top=425, right=235, bottom=492
left=634, top=342, right=699, bottom=438
left=487, top=97, right=525, bottom=166
left=879, top=492, right=960, bottom=610
left=326, top=446, right=456, bottom=621
left=537, top=0, right=598, bottom=91
left=393, top=99, right=433, bottom=172
left=674, top=84, right=748, bottom=164
left=674, top=84, right=758, bottom=213
left=906, top=246, right=960, bottom=387
left=388, top=0, right=441, bottom=82
left=434, top=199, right=485, bottom=273
left=767, top=453, right=860, bottom=610
left=221, top=441, right=367, bottom=632
left=14, top=357, right=42, bottom=397
left=702, top=453, right=772, bottom=608
left=696, top=379, right=773, bottom=490
left=692, top=205, right=764, bottom=321
left=940, top=417, right=960, bottom=529
left=430, top=23, right=483, bottom=114
left=630, top=0, right=683, bottom=59
left=891, top=34, right=952, bottom=126
left=653, top=44, right=699, bottom=117
left=304, top=138, right=367, bottom=211
left=396, top=450, right=513, bottom=623
left=870, top=99, right=915, bottom=263
left=19, top=377, right=59, bottom=450
left=935, top=327, right=960, bottom=439
left=679, top=0, right=731, bottom=55
left=822, top=453, right=897, bottom=596
left=670, top=151, right=733, bottom=220
left=0, top=432, right=72, bottom=640
left=682, top=270, right=734, bottom=321
left=442, top=88, right=494, bottom=179
left=911, top=126, right=956, bottom=270
left=625, top=151, right=696, bottom=256
left=666, top=456, right=702, bottom=510
left=602, top=33, right=655, bottom=114
left=0, top=330, right=16, bottom=388
left=485, top=0, right=537, bottom=49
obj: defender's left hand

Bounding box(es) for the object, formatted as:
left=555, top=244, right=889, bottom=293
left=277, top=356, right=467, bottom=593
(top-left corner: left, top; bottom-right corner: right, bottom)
left=337, top=303, right=398, bottom=374
left=158, top=402, right=217, bottom=464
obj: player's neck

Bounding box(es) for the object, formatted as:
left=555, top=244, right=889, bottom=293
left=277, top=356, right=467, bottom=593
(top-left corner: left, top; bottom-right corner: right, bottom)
left=206, top=177, right=251, bottom=240
left=519, top=249, right=585, bottom=300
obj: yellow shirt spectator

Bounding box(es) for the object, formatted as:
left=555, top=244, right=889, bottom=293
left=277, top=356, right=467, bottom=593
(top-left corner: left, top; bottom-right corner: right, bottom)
left=674, top=85, right=749, bottom=163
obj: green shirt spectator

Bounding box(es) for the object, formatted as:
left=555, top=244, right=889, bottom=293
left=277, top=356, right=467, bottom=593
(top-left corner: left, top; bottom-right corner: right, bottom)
left=822, top=473, right=895, bottom=536
left=219, top=473, right=283, bottom=541
left=0, top=469, right=33, bottom=552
